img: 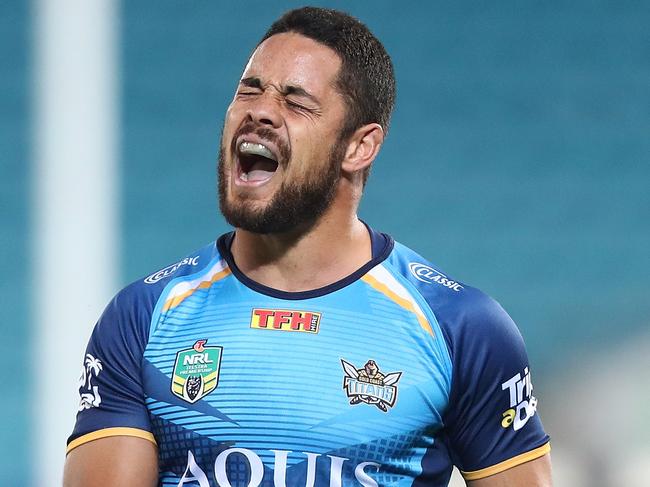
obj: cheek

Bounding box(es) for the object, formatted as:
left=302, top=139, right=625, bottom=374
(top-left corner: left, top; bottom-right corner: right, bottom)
left=221, top=111, right=241, bottom=160
left=290, top=140, right=319, bottom=178
left=223, top=103, right=244, bottom=141
left=288, top=128, right=330, bottom=171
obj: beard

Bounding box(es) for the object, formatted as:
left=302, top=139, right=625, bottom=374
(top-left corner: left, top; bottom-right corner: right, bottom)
left=218, top=126, right=346, bottom=235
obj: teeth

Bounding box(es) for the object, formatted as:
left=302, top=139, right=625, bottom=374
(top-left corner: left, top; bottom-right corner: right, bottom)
left=238, top=141, right=276, bottom=161
left=240, top=172, right=248, bottom=181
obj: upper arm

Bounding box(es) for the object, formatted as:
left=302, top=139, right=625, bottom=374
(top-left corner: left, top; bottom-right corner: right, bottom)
left=63, top=436, right=158, bottom=487
left=466, top=453, right=552, bottom=486
left=67, top=284, right=155, bottom=456
left=441, top=291, right=550, bottom=481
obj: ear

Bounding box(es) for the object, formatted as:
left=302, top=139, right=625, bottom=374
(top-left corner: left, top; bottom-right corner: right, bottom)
left=341, top=123, right=384, bottom=175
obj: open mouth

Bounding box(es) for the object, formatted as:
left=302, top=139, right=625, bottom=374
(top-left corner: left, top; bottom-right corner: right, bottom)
left=237, top=141, right=279, bottom=183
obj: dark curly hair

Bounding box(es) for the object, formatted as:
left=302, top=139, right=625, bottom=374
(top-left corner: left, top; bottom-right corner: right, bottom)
left=260, top=7, right=396, bottom=143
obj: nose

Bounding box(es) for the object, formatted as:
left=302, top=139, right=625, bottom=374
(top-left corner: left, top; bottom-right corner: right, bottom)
left=246, top=92, right=282, bottom=129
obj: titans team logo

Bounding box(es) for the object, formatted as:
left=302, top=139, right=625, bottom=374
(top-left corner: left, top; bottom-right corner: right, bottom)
left=172, top=339, right=222, bottom=403
left=341, top=359, right=402, bottom=412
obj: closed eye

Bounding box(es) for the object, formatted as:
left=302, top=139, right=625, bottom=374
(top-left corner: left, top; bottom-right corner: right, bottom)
left=287, top=100, right=309, bottom=111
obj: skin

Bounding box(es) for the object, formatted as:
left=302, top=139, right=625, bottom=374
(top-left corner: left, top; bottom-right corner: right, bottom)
left=468, top=454, right=553, bottom=486
left=63, top=32, right=552, bottom=487
left=63, top=436, right=157, bottom=487
left=222, top=33, right=384, bottom=292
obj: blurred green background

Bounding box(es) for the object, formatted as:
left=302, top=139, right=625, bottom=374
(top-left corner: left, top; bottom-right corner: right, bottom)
left=2, top=1, right=648, bottom=485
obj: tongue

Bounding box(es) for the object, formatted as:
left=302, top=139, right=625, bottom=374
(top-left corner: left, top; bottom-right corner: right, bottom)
left=247, top=169, right=274, bottom=182
left=247, top=158, right=277, bottom=182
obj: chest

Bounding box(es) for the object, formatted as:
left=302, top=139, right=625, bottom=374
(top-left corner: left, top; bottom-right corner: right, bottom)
left=141, top=280, right=452, bottom=485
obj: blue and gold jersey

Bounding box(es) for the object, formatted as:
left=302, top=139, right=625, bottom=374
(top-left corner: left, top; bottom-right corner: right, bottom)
left=68, top=228, right=549, bottom=486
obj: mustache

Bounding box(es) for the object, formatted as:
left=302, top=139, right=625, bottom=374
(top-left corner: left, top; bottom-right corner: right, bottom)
left=230, top=122, right=291, bottom=164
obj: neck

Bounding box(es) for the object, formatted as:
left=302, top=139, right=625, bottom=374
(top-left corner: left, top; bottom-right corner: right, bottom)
left=229, top=202, right=371, bottom=293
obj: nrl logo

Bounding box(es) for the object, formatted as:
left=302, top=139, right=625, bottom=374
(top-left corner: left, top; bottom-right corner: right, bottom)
left=341, top=359, right=402, bottom=412
left=172, top=339, right=222, bottom=403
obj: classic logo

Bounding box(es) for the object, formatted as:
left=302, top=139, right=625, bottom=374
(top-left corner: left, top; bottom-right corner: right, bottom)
left=144, top=256, right=200, bottom=284
left=341, top=359, right=402, bottom=412
left=172, top=339, right=222, bottom=403
left=250, top=308, right=321, bottom=334
left=408, top=262, right=463, bottom=292
left=501, top=366, right=538, bottom=431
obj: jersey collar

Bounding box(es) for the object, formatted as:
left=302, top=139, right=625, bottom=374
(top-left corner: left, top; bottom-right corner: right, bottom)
left=216, top=223, right=394, bottom=300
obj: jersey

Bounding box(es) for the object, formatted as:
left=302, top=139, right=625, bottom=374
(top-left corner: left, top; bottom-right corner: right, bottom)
left=68, top=228, right=550, bottom=486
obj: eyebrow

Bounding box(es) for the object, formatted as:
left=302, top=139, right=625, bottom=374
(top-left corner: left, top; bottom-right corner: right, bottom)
left=239, top=76, right=321, bottom=105
left=240, top=77, right=262, bottom=89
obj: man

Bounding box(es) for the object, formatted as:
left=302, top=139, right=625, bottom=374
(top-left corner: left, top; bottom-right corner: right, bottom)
left=64, top=7, right=551, bottom=487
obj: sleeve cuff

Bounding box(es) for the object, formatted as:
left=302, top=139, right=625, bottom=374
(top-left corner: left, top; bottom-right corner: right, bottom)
left=461, top=441, right=551, bottom=481
left=66, top=427, right=157, bottom=454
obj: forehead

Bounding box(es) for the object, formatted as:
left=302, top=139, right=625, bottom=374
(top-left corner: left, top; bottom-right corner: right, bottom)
left=242, top=32, right=342, bottom=96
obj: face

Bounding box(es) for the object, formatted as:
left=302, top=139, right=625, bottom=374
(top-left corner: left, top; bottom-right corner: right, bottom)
left=364, top=360, right=378, bottom=376
left=218, top=33, right=349, bottom=234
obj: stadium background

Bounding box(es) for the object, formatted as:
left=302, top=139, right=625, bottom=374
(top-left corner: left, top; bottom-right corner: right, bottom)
left=2, top=1, right=649, bottom=485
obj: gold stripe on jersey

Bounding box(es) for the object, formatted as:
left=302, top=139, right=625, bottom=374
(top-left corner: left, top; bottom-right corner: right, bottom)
left=66, top=427, right=157, bottom=454
left=361, top=273, right=433, bottom=336
left=162, top=267, right=232, bottom=312
left=461, top=442, right=551, bottom=480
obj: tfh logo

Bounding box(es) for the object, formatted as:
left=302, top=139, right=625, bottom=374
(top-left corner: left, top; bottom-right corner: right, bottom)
left=250, top=308, right=321, bottom=334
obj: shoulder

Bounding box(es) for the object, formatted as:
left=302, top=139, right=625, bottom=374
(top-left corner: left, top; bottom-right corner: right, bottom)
left=121, top=241, right=219, bottom=305
left=382, top=238, right=549, bottom=474
left=94, top=241, right=221, bottom=343
left=384, top=240, right=523, bottom=359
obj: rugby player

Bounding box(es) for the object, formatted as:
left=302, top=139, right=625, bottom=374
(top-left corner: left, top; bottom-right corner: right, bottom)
left=64, top=7, right=552, bottom=487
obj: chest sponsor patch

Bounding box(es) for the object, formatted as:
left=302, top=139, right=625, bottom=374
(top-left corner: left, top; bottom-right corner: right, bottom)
left=250, top=308, right=321, bottom=334
left=172, top=339, right=222, bottom=403
left=341, top=359, right=402, bottom=412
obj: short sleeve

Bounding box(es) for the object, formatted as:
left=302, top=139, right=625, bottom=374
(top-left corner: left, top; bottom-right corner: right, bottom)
left=443, top=292, right=550, bottom=480
left=66, top=283, right=156, bottom=453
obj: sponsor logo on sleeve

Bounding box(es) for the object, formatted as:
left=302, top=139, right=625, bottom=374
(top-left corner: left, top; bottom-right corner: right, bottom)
left=501, top=366, right=538, bottom=431
left=144, top=256, right=200, bottom=284
left=171, top=339, right=222, bottom=403
left=250, top=308, right=321, bottom=334
left=78, top=353, right=103, bottom=411
left=408, top=262, right=463, bottom=292
left=341, top=359, right=402, bottom=412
